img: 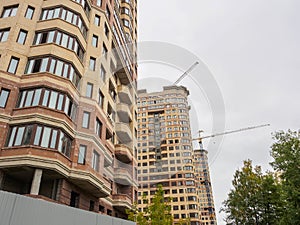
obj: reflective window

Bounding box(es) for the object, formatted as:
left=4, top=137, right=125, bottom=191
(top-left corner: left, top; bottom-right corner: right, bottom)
left=86, top=83, right=93, bottom=98
left=94, top=15, right=100, bottom=26
left=92, top=150, right=100, bottom=171
left=0, top=89, right=10, bottom=108
left=40, top=7, right=87, bottom=38
left=17, top=29, right=28, bottom=44
left=7, top=57, right=19, bottom=74
left=82, top=111, right=90, bottom=128
left=0, top=28, right=10, bottom=42
left=78, top=145, right=86, bottom=164
left=17, top=87, right=77, bottom=120
left=25, top=6, right=34, bottom=19
left=25, top=57, right=81, bottom=88
left=89, top=57, right=96, bottom=71
left=1, top=5, right=18, bottom=18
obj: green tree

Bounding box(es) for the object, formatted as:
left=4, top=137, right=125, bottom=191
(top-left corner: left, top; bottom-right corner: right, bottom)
left=126, top=184, right=173, bottom=225
left=220, top=160, right=281, bottom=225
left=270, top=130, right=300, bottom=224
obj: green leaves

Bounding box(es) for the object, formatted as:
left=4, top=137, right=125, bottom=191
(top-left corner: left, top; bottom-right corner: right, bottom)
left=126, top=185, right=173, bottom=225
left=221, top=130, right=300, bottom=225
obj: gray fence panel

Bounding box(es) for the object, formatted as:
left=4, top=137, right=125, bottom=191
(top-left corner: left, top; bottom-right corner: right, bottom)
left=0, top=191, right=135, bottom=225
left=0, top=191, right=17, bottom=225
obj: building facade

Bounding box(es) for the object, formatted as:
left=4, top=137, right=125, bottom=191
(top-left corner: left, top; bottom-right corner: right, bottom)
left=194, top=149, right=217, bottom=225
left=0, top=0, right=137, bottom=219
left=137, top=86, right=217, bottom=225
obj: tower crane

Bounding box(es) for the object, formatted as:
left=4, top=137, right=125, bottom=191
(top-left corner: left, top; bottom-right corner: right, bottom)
left=192, top=124, right=270, bottom=150
left=173, top=61, right=199, bottom=85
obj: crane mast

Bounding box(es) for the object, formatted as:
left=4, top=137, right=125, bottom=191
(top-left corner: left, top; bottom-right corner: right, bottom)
left=173, top=61, right=199, bottom=85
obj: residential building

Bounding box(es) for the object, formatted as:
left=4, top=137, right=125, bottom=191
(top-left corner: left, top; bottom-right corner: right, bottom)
left=194, top=149, right=217, bottom=225
left=137, top=86, right=217, bottom=225
left=0, top=0, right=138, bottom=219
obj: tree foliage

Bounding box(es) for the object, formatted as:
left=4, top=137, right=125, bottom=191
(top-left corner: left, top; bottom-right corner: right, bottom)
left=221, top=130, right=300, bottom=225
left=126, top=185, right=173, bottom=225
left=220, top=160, right=280, bottom=225
left=270, top=130, right=300, bottom=224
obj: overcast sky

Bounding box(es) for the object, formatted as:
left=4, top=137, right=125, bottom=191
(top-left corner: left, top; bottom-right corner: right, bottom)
left=137, top=0, right=300, bottom=224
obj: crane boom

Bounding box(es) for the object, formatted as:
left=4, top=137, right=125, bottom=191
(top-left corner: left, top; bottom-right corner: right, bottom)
left=173, top=61, right=199, bottom=85
left=192, top=124, right=270, bottom=141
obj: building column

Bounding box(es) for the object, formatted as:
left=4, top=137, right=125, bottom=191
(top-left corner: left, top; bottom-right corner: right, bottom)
left=0, top=170, right=4, bottom=190
left=30, top=169, right=43, bottom=195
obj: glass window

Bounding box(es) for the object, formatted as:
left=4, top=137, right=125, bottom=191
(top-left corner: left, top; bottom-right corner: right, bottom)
left=2, top=5, right=18, bottom=18
left=7, top=57, right=19, bottom=74
left=94, top=15, right=100, bottom=26
left=92, top=150, right=100, bottom=171
left=96, top=0, right=102, bottom=7
left=17, top=29, right=28, bottom=44
left=86, top=83, right=93, bottom=98
left=0, top=28, right=10, bottom=42
left=95, top=118, right=102, bottom=137
left=0, top=89, right=10, bottom=108
left=89, top=57, right=96, bottom=71
left=78, top=145, right=86, bottom=164
left=82, top=111, right=90, bottom=128
left=98, top=90, right=104, bottom=108
left=41, top=127, right=51, bottom=147
left=100, top=65, right=106, bottom=80
left=92, top=35, right=98, bottom=47
left=25, top=6, right=34, bottom=19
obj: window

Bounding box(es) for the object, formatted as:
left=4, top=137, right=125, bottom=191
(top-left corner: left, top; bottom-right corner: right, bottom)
left=104, top=23, right=109, bottom=37
left=123, top=19, right=130, bottom=28
left=25, top=57, right=81, bottom=88
left=17, top=29, right=28, bottom=44
left=34, top=30, right=84, bottom=61
left=86, top=82, right=93, bottom=98
left=17, top=88, right=77, bottom=120
left=40, top=7, right=87, bottom=38
left=106, top=6, right=111, bottom=19
left=102, top=44, right=107, bottom=57
left=7, top=124, right=72, bottom=157
left=78, top=145, right=86, bottom=164
left=95, top=118, right=102, bottom=137
left=25, top=6, right=34, bottom=19
left=94, top=15, right=100, bottom=26
left=0, top=89, right=10, bottom=108
left=7, top=57, right=19, bottom=74
left=82, top=111, right=90, bottom=128
left=100, top=65, right=106, bottom=80
left=2, top=5, right=18, bottom=18
left=70, top=191, right=79, bottom=208
left=98, top=90, right=104, bottom=108
left=0, top=28, right=10, bottom=42
left=96, top=0, right=102, bottom=7
left=92, top=150, right=100, bottom=171
left=92, top=35, right=98, bottom=47
left=89, top=57, right=96, bottom=71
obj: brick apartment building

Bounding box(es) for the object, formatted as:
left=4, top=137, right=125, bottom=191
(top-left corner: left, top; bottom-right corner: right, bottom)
left=0, top=0, right=138, bottom=219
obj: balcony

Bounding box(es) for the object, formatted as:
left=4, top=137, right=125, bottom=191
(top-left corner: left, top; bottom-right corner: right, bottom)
left=118, top=85, right=132, bottom=105
left=115, top=122, right=132, bottom=143
left=117, top=103, right=132, bottom=123
left=115, top=144, right=133, bottom=163
left=114, top=160, right=133, bottom=186
left=112, top=194, right=132, bottom=211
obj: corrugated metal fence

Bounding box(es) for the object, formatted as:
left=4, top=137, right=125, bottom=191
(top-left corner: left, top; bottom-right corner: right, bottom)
left=0, top=191, right=135, bottom=225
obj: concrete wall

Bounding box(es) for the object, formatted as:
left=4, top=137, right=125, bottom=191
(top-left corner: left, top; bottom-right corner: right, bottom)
left=0, top=191, right=135, bottom=225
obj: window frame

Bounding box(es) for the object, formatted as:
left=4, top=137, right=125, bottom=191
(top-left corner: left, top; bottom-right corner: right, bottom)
left=0, top=28, right=10, bottom=42
left=92, top=150, right=100, bottom=171
left=7, top=56, right=20, bottom=74
left=82, top=111, right=90, bottom=128
left=17, top=29, right=28, bottom=45
left=24, top=6, right=35, bottom=19
left=0, top=88, right=10, bottom=108
left=78, top=145, right=86, bottom=164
